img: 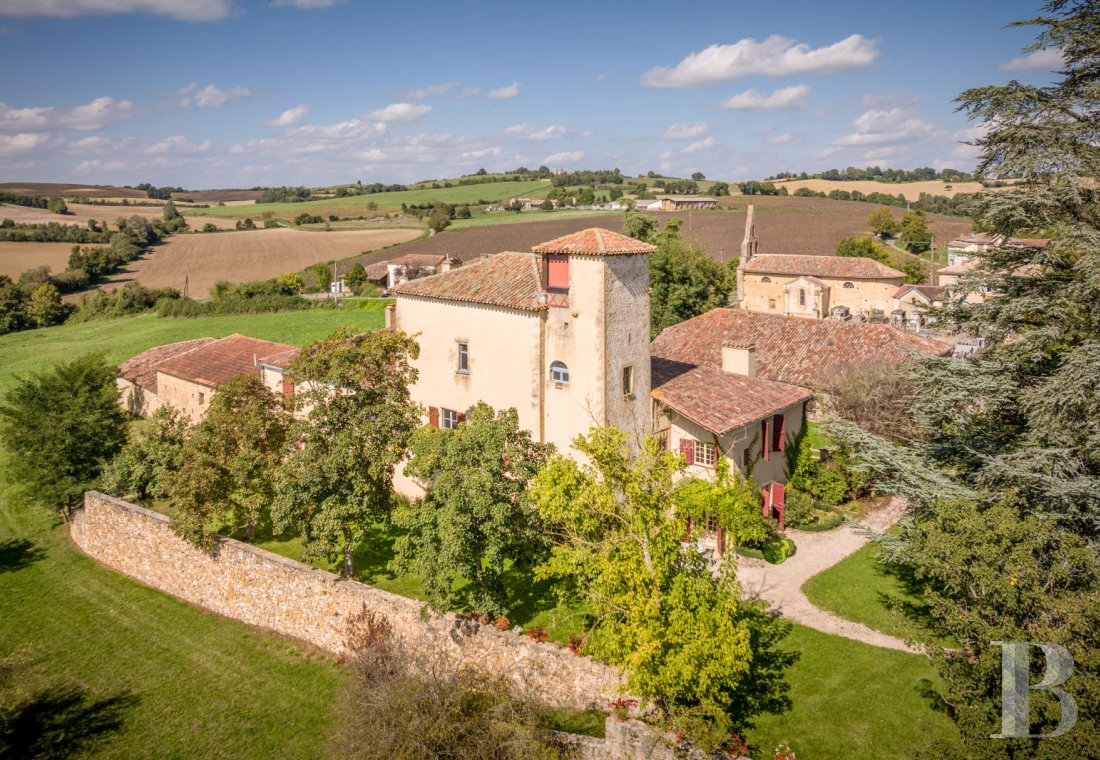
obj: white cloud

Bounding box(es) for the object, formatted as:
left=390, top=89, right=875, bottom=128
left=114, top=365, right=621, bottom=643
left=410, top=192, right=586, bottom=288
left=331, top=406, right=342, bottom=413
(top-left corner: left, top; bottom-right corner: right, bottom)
left=661, top=121, right=709, bottom=140
left=456, top=87, right=481, bottom=98
left=0, top=96, right=136, bottom=132
left=543, top=150, right=584, bottom=166
left=366, top=102, right=431, bottom=123
left=272, top=0, right=342, bottom=6
left=595, top=70, right=612, bottom=81
left=145, top=135, right=211, bottom=154
left=404, top=81, right=460, bottom=100
left=767, top=132, right=794, bottom=144
left=861, top=145, right=909, bottom=161
left=681, top=137, right=716, bottom=155
left=0, top=133, right=49, bottom=156
left=718, top=84, right=810, bottom=111
left=462, top=146, right=502, bottom=159
left=504, top=123, right=572, bottom=141
left=268, top=104, right=309, bottom=127
left=72, top=158, right=128, bottom=173
left=178, top=83, right=253, bottom=108
left=833, top=107, right=934, bottom=147
left=999, top=47, right=1065, bottom=72
left=642, top=33, right=878, bottom=88
left=0, top=0, right=231, bottom=21
left=487, top=82, right=521, bottom=100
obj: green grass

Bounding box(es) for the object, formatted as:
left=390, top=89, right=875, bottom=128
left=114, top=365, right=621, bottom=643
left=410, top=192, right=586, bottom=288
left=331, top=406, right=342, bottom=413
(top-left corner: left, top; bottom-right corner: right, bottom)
left=802, top=542, right=954, bottom=646
left=449, top=208, right=621, bottom=230
left=189, top=181, right=550, bottom=218
left=745, top=623, right=957, bottom=759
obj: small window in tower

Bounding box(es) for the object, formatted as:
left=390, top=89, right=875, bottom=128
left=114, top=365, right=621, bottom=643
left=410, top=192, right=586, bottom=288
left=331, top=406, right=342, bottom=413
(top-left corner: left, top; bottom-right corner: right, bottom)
left=622, top=365, right=634, bottom=397
left=550, top=361, right=569, bottom=385
left=799, top=288, right=806, bottom=306
left=760, top=276, right=772, bottom=283
left=546, top=254, right=569, bottom=291
left=843, top=281, right=854, bottom=289
left=457, top=342, right=469, bottom=374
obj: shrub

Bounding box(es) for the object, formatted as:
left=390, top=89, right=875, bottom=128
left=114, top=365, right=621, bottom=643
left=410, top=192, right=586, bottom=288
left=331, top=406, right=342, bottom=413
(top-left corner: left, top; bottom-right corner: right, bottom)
left=101, top=407, right=190, bottom=501
left=202, top=223, right=217, bottom=233
left=525, top=626, right=549, bottom=643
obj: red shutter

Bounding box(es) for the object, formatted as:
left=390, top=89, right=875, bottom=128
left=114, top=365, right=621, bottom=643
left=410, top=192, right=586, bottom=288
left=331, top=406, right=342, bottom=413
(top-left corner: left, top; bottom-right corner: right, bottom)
left=760, top=487, right=770, bottom=517
left=773, top=413, right=786, bottom=452
left=716, top=526, right=726, bottom=556
left=456, top=412, right=466, bottom=425
left=771, top=483, right=786, bottom=530
left=679, top=439, right=695, bottom=465
left=546, top=254, right=569, bottom=290
left=761, top=420, right=769, bottom=461
left=428, top=406, right=439, bottom=428
left=281, top=377, right=295, bottom=402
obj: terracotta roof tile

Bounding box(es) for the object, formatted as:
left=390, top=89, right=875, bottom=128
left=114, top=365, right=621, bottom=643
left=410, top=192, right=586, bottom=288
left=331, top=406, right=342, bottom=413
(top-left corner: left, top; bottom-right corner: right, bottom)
left=651, top=308, right=951, bottom=390
left=119, top=338, right=218, bottom=393
left=652, top=358, right=811, bottom=435
left=154, top=334, right=298, bottom=388
left=741, top=254, right=905, bottom=280
left=893, top=284, right=945, bottom=300
left=393, top=252, right=545, bottom=311
left=258, top=346, right=301, bottom=369
left=364, top=253, right=451, bottom=282
left=531, top=227, right=656, bottom=256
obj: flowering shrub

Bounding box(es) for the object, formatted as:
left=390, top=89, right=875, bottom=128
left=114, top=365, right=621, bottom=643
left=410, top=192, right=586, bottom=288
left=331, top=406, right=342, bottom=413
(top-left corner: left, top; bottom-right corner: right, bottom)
left=607, top=697, right=637, bottom=721
left=773, top=742, right=796, bottom=760
left=494, top=616, right=511, bottom=631
left=525, top=625, right=549, bottom=642
left=722, top=733, right=749, bottom=758
left=566, top=635, right=586, bottom=655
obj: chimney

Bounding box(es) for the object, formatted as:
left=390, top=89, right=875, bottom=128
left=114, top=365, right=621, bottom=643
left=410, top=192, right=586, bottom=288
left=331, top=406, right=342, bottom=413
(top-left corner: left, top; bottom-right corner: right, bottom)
left=721, top=341, right=755, bottom=379
left=384, top=303, right=396, bottom=330
left=440, top=255, right=461, bottom=273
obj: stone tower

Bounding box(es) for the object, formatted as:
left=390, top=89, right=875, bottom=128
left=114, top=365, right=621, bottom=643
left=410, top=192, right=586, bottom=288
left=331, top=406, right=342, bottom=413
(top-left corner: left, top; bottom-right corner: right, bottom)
left=532, top=228, right=655, bottom=452
left=736, top=204, right=758, bottom=305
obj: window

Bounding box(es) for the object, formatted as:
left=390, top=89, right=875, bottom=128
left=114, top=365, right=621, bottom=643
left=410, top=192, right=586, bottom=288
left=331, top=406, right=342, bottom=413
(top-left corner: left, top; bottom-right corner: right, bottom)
left=694, top=441, right=717, bottom=467
left=441, top=408, right=458, bottom=429
left=771, top=413, right=786, bottom=453
left=198, top=392, right=205, bottom=405
left=761, top=276, right=772, bottom=283
left=457, top=342, right=469, bottom=373
left=550, top=361, right=569, bottom=384
left=622, top=365, right=634, bottom=397
left=546, top=254, right=569, bottom=291
left=799, top=288, right=806, bottom=306
left=843, top=281, right=854, bottom=289
left=768, top=298, right=776, bottom=310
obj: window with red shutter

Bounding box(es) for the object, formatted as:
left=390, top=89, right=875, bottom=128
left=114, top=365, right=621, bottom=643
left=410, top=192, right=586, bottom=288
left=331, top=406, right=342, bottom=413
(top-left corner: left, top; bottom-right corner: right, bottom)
left=760, top=487, right=770, bottom=517
left=772, top=413, right=786, bottom=452
left=281, top=377, right=295, bottom=402
left=716, top=526, right=725, bottom=556
left=456, top=412, right=466, bottom=425
left=546, top=255, right=569, bottom=291
left=771, top=482, right=786, bottom=530
left=761, top=419, right=769, bottom=461
left=428, top=406, right=439, bottom=428
left=679, top=438, right=695, bottom=465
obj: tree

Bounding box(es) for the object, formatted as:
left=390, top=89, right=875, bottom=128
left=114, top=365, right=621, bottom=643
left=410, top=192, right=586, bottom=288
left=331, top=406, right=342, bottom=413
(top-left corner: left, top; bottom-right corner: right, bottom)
left=836, top=235, right=889, bottom=263
left=390, top=403, right=553, bottom=617
left=47, top=197, right=67, bottom=215
left=530, top=427, right=794, bottom=750
left=539, top=199, right=553, bottom=211
left=273, top=328, right=420, bottom=576
left=102, top=406, right=190, bottom=502
left=0, top=354, right=126, bottom=513
left=898, top=210, right=932, bottom=253
left=162, top=201, right=181, bottom=222
left=623, top=209, right=658, bottom=243
left=691, top=171, right=706, bottom=181
left=276, top=271, right=305, bottom=294
left=711, top=182, right=730, bottom=196
left=25, top=283, right=65, bottom=327
left=342, top=264, right=366, bottom=293
left=649, top=224, right=732, bottom=337
left=427, top=206, right=450, bottom=233
left=867, top=207, right=898, bottom=238
left=170, top=376, right=289, bottom=548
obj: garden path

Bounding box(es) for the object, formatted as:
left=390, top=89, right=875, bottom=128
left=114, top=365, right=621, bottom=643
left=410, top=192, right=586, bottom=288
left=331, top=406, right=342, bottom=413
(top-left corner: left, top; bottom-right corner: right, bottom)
left=735, top=497, right=923, bottom=653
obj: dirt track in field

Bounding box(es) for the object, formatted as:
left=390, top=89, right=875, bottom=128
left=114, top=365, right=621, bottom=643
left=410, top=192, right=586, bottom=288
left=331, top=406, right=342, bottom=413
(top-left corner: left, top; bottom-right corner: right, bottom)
left=101, top=227, right=422, bottom=297
left=342, top=196, right=971, bottom=271
left=0, top=242, right=74, bottom=280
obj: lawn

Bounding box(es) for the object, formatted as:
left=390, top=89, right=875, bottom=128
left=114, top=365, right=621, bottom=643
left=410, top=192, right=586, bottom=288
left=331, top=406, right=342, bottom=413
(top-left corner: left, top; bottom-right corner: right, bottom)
left=188, top=180, right=550, bottom=218
left=450, top=208, right=621, bottom=230
left=745, top=623, right=957, bottom=759
left=802, top=542, right=953, bottom=646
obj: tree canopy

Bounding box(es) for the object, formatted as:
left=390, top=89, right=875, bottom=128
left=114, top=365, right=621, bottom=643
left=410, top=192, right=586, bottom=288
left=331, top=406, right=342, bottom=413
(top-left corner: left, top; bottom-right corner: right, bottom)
left=649, top=221, right=732, bottom=337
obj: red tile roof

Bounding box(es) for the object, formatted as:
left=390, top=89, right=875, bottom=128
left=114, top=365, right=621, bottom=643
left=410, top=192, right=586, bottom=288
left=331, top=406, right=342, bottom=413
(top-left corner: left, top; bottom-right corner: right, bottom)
left=893, top=284, right=945, bottom=300
left=741, top=254, right=905, bottom=280
left=119, top=338, right=218, bottom=393
left=153, top=334, right=298, bottom=388
left=393, top=252, right=546, bottom=311
left=258, top=346, right=301, bottom=369
left=651, top=308, right=951, bottom=390
left=364, top=253, right=450, bottom=282
left=652, top=358, right=811, bottom=435
left=531, top=227, right=656, bottom=256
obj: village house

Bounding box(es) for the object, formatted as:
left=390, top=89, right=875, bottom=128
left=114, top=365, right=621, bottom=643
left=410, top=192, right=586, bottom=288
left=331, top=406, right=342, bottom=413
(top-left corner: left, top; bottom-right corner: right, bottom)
left=657, top=195, right=718, bottom=211
left=506, top=197, right=550, bottom=211
left=364, top=253, right=462, bottom=290
left=945, top=232, right=1051, bottom=267
left=118, top=334, right=299, bottom=422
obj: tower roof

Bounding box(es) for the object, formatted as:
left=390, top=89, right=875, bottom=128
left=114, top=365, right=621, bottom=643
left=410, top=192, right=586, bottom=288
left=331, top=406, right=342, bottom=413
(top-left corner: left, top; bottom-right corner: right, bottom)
left=531, top=227, right=656, bottom=256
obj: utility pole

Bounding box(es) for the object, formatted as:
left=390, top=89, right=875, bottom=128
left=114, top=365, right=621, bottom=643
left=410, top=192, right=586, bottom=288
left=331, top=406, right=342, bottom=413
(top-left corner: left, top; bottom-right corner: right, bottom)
left=183, top=273, right=188, bottom=299
left=929, top=235, right=935, bottom=284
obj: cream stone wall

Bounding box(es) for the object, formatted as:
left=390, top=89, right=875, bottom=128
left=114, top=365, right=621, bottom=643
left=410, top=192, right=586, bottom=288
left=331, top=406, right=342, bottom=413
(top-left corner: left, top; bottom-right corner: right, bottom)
left=600, top=254, right=652, bottom=441
left=72, top=491, right=624, bottom=711
left=154, top=373, right=213, bottom=423
left=741, top=273, right=902, bottom=317
left=117, top=378, right=158, bottom=417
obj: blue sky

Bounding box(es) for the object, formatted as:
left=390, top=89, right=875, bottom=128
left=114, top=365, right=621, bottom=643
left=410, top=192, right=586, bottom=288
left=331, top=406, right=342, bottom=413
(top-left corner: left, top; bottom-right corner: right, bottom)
left=0, top=0, right=1062, bottom=188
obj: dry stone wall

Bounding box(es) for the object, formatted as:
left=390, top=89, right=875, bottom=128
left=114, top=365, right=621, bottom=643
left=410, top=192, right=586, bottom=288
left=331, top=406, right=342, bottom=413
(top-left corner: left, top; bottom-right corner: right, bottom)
left=71, top=491, right=623, bottom=711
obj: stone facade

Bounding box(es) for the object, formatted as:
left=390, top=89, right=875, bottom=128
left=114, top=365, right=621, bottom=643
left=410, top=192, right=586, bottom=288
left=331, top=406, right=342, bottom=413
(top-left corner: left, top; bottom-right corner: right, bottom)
left=72, top=491, right=623, bottom=711
left=739, top=271, right=902, bottom=319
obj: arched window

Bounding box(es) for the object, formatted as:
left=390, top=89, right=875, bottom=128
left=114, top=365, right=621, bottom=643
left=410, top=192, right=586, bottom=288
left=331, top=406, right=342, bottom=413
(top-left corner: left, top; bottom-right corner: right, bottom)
left=760, top=276, right=772, bottom=283
left=843, top=281, right=854, bottom=289
left=550, top=361, right=569, bottom=384
left=799, top=288, right=806, bottom=306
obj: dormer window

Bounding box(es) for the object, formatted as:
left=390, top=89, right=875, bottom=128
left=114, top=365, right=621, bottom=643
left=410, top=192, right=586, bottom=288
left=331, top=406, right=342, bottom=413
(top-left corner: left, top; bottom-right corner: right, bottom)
left=546, top=254, right=569, bottom=292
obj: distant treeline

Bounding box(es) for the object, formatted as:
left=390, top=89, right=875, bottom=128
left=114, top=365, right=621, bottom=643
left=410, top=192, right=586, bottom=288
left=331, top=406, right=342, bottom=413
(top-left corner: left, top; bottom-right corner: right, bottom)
left=766, top=166, right=974, bottom=183
left=0, top=192, right=69, bottom=214
left=136, top=182, right=186, bottom=200
left=791, top=187, right=973, bottom=216
left=257, top=186, right=313, bottom=204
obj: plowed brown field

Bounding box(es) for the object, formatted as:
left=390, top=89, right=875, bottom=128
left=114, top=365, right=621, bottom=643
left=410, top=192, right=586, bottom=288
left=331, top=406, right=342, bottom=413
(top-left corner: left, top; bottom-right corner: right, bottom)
left=0, top=242, right=74, bottom=280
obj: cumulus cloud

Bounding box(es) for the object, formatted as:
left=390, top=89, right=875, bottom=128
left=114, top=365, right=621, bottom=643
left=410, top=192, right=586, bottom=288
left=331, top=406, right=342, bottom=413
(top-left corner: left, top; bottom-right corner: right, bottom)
left=179, top=83, right=253, bottom=108
left=72, top=158, right=128, bottom=173
left=642, top=34, right=878, bottom=88
left=462, top=146, right=502, bottom=159
left=0, top=97, right=138, bottom=132
left=0, top=133, right=49, bottom=156
left=366, top=102, right=431, bottom=123
left=681, top=137, right=716, bottom=155
left=268, top=104, right=309, bottom=127
left=718, top=84, right=810, bottom=111
left=543, top=150, right=583, bottom=165
left=767, top=132, right=794, bottom=144
left=504, top=123, right=572, bottom=141
left=487, top=82, right=521, bottom=100
left=861, top=145, right=909, bottom=161
left=661, top=121, right=709, bottom=140
left=404, top=81, right=461, bottom=100
left=833, top=106, right=934, bottom=147
left=0, top=0, right=231, bottom=21
left=999, top=47, right=1065, bottom=71
left=145, top=135, right=211, bottom=154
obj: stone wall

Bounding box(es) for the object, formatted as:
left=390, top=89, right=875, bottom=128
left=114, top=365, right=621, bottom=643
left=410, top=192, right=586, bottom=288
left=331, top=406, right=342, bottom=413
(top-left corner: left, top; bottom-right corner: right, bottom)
left=71, top=491, right=623, bottom=711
